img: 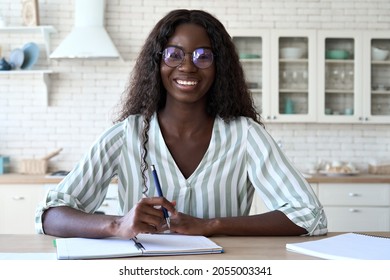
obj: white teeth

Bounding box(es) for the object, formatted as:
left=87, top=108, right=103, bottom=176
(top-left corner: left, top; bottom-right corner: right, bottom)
left=176, top=80, right=198, bottom=86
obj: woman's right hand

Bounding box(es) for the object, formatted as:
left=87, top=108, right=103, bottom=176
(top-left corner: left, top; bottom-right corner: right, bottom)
left=114, top=197, right=176, bottom=239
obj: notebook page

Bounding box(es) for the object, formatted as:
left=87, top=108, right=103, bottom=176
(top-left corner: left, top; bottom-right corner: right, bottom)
left=56, top=238, right=140, bottom=260
left=136, top=234, right=223, bottom=255
left=286, top=233, right=390, bottom=260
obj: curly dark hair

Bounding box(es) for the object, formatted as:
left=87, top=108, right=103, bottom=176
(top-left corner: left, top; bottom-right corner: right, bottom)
left=116, top=9, right=263, bottom=192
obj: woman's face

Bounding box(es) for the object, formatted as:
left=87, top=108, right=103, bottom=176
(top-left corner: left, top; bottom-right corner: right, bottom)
left=160, top=23, right=216, bottom=107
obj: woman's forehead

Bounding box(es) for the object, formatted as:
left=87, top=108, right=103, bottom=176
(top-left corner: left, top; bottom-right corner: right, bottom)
left=166, top=23, right=212, bottom=50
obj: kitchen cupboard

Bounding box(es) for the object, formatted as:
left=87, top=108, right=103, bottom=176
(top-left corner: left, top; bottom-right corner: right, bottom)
left=318, top=31, right=390, bottom=123
left=0, top=26, right=56, bottom=105
left=363, top=31, right=390, bottom=123
left=230, top=30, right=271, bottom=120
left=0, top=183, right=120, bottom=234
left=318, top=183, right=390, bottom=231
left=230, top=29, right=390, bottom=123
left=230, top=29, right=317, bottom=123
left=270, top=30, right=317, bottom=122
left=0, top=184, right=45, bottom=234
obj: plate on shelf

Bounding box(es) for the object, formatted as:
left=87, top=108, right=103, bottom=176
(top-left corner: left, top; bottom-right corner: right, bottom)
left=319, top=170, right=360, bottom=177
left=21, top=42, right=40, bottom=70
left=9, top=48, right=24, bottom=69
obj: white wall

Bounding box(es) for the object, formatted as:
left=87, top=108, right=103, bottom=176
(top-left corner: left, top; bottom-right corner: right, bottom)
left=1, top=0, right=390, bottom=173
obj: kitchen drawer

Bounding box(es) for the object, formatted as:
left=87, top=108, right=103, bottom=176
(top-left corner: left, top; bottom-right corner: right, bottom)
left=319, top=183, right=390, bottom=206
left=324, top=206, right=390, bottom=232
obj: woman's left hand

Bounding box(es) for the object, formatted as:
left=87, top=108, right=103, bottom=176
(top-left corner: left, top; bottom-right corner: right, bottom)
left=168, top=212, right=217, bottom=236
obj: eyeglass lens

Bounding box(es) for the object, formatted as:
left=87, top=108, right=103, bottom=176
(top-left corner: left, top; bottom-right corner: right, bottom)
left=162, top=46, right=214, bottom=69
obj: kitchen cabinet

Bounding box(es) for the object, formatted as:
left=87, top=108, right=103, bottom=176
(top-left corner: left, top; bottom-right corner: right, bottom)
left=230, top=30, right=271, bottom=119
left=231, top=29, right=317, bottom=123
left=317, top=30, right=363, bottom=123
left=363, top=32, right=390, bottom=123
left=270, top=30, right=317, bottom=122
left=318, top=183, right=390, bottom=231
left=0, top=183, right=120, bottom=234
left=0, top=184, right=46, bottom=234
left=317, top=30, right=390, bottom=123
left=0, top=26, right=56, bottom=106
left=231, top=29, right=390, bottom=124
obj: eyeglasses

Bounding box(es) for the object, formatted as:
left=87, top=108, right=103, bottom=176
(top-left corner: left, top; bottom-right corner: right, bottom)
left=161, top=46, right=214, bottom=69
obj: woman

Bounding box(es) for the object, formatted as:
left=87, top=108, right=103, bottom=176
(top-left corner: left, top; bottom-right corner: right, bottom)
left=36, top=9, right=327, bottom=238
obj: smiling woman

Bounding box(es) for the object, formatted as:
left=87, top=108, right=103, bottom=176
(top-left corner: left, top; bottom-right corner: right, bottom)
left=36, top=9, right=327, bottom=239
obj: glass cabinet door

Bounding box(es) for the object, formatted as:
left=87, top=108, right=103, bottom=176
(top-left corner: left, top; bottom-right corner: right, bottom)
left=231, top=30, right=270, bottom=119
left=364, top=33, right=390, bottom=123
left=317, top=31, right=363, bottom=122
left=271, top=30, right=316, bottom=122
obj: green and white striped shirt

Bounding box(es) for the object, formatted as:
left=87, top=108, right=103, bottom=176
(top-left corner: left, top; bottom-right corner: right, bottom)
left=35, top=114, right=327, bottom=235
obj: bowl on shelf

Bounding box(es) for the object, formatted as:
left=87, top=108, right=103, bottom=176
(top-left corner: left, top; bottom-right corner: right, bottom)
left=239, top=53, right=261, bottom=59
left=325, top=49, right=350, bottom=59
left=371, top=47, right=389, bottom=61
left=280, top=47, right=305, bottom=59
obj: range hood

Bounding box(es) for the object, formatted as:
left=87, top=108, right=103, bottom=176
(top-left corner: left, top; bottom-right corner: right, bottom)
left=50, top=0, right=121, bottom=59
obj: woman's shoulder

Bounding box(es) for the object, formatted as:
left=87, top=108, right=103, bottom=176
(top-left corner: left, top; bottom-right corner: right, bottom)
left=95, top=114, right=144, bottom=143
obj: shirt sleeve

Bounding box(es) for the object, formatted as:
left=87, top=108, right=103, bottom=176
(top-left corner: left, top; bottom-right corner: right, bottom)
left=245, top=120, right=328, bottom=236
left=35, top=121, right=126, bottom=234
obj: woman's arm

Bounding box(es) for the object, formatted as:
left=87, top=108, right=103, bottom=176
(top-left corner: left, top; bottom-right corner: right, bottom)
left=42, top=197, right=177, bottom=238
left=169, top=210, right=307, bottom=236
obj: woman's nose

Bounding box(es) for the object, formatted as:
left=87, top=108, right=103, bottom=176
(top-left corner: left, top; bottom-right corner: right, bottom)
left=178, top=53, right=197, bottom=72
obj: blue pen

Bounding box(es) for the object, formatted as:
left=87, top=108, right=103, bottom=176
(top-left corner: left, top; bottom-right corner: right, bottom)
left=151, top=165, right=171, bottom=229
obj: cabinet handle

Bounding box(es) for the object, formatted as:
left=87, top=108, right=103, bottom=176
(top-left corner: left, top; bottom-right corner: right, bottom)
left=364, top=117, right=369, bottom=121
left=348, top=192, right=359, bottom=197
left=349, top=208, right=360, bottom=213
left=12, top=196, right=25, bottom=200
left=101, top=203, right=109, bottom=207
left=272, top=115, right=277, bottom=120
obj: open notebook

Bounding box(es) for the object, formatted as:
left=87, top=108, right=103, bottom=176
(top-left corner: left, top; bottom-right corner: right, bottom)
left=56, top=233, right=223, bottom=260
left=286, top=233, right=390, bottom=260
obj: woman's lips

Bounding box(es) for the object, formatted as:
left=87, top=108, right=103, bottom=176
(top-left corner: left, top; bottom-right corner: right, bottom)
left=175, top=79, right=198, bottom=86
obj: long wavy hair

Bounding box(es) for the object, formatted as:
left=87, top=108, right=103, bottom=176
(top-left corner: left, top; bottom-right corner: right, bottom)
left=116, top=9, right=263, bottom=192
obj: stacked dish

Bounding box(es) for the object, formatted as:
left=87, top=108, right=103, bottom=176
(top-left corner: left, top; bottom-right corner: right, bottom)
left=9, top=48, right=24, bottom=69
left=8, top=42, right=40, bottom=70
left=325, top=50, right=350, bottom=59
left=21, top=42, right=40, bottom=69
left=280, top=47, right=305, bottom=59
left=371, top=47, right=389, bottom=61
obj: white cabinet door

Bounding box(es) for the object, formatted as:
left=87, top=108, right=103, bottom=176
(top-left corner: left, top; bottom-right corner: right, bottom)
left=317, top=30, right=364, bottom=123
left=363, top=31, right=390, bottom=123
left=270, top=30, right=317, bottom=123
left=318, top=183, right=390, bottom=231
left=0, top=185, right=45, bottom=234
left=230, top=29, right=271, bottom=120
left=324, top=206, right=390, bottom=232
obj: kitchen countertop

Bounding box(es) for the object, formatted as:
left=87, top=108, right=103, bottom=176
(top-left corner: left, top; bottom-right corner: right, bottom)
left=0, top=173, right=389, bottom=184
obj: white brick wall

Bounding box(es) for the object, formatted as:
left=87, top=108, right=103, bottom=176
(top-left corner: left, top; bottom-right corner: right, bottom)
left=1, top=0, right=390, bottom=173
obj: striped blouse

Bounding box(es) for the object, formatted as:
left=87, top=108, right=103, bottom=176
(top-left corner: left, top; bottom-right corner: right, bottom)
left=35, top=113, right=327, bottom=235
